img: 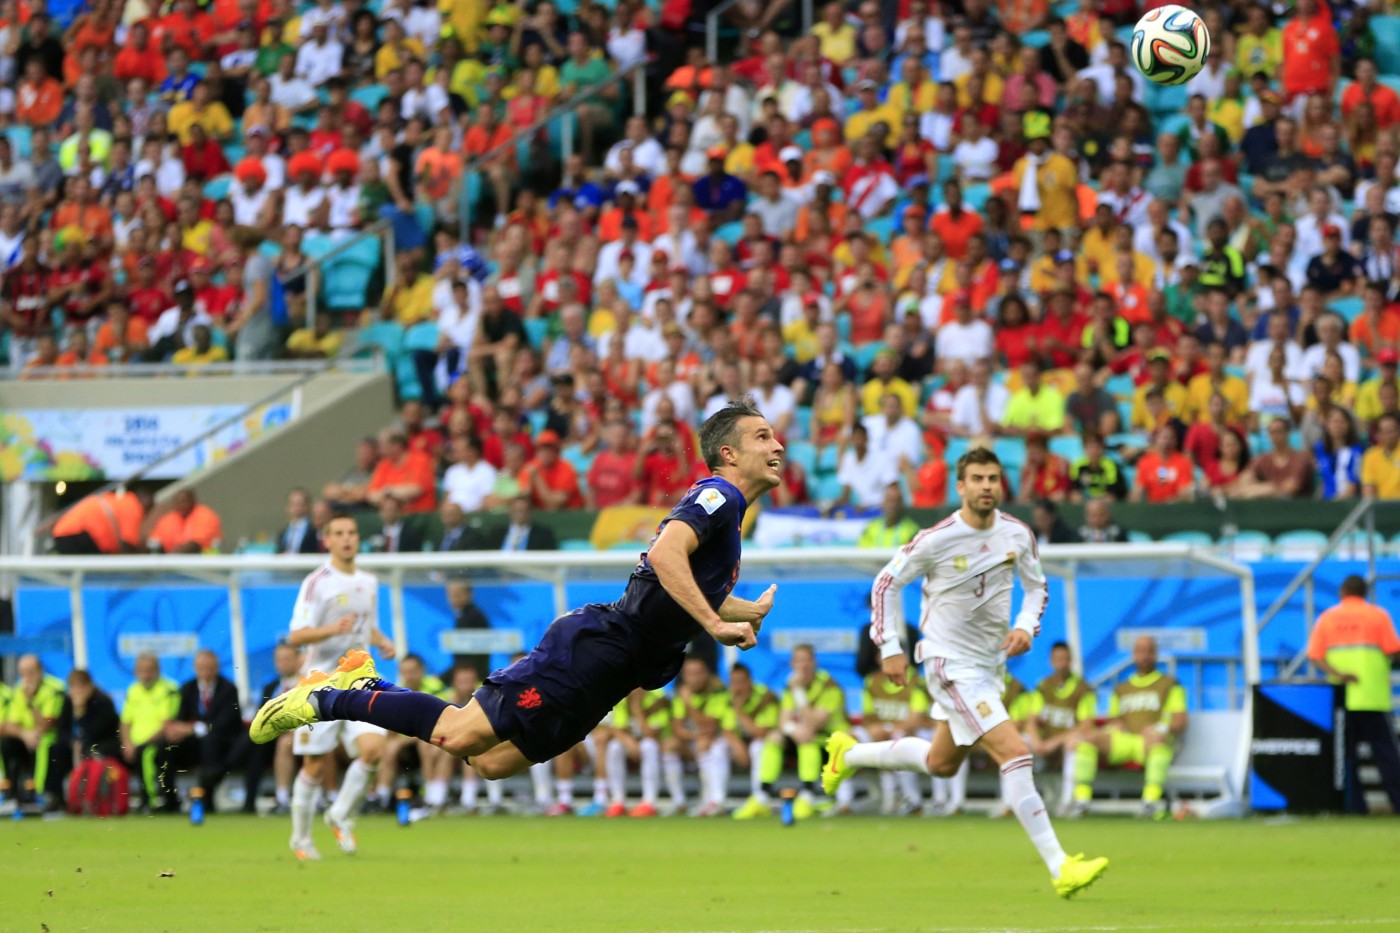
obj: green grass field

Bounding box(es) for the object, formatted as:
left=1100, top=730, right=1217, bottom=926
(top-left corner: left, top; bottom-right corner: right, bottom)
left=7, top=814, right=1399, bottom=932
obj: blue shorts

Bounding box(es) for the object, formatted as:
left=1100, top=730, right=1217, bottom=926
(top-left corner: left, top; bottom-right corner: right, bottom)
left=474, top=606, right=684, bottom=763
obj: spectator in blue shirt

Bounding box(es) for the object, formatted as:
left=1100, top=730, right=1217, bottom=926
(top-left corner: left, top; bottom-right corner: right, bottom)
left=1315, top=407, right=1364, bottom=500
left=692, top=147, right=747, bottom=224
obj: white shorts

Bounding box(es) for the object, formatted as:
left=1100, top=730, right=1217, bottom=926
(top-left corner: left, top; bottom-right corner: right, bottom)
left=294, top=720, right=387, bottom=757
left=922, top=657, right=1009, bottom=748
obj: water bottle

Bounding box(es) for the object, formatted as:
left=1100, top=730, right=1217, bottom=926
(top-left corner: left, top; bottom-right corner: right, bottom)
left=396, top=788, right=413, bottom=826
left=779, top=789, right=796, bottom=827
left=189, top=787, right=205, bottom=826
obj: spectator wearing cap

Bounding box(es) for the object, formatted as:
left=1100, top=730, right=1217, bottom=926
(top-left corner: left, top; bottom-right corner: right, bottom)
left=1356, top=348, right=1400, bottom=424
left=1305, top=224, right=1361, bottom=298
left=148, top=279, right=213, bottom=359
left=520, top=430, right=584, bottom=510
left=1011, top=111, right=1077, bottom=231
left=1131, top=351, right=1189, bottom=431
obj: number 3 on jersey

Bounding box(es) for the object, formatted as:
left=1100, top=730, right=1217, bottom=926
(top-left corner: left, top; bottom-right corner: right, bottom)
left=972, top=572, right=987, bottom=598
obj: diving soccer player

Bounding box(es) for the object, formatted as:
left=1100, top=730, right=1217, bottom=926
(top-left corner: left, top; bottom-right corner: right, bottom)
left=822, top=447, right=1109, bottom=898
left=251, top=402, right=783, bottom=789
left=286, top=512, right=396, bottom=859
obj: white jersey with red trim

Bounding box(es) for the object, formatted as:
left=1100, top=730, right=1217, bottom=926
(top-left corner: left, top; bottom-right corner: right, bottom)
left=870, top=509, right=1048, bottom=668
left=290, top=562, right=380, bottom=674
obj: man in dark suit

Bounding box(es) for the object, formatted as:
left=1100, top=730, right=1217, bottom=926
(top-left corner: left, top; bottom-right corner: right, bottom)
left=489, top=495, right=558, bottom=551
left=159, top=649, right=244, bottom=812
left=276, top=488, right=323, bottom=554
left=238, top=642, right=302, bottom=813
left=370, top=494, right=423, bottom=553
left=445, top=576, right=492, bottom=674
left=436, top=500, right=483, bottom=552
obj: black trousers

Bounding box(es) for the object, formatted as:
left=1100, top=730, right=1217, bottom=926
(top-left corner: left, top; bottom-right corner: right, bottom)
left=53, top=531, right=101, bottom=555
left=1344, top=710, right=1400, bottom=814
left=1, top=735, right=70, bottom=803
left=236, top=733, right=275, bottom=812
left=158, top=732, right=247, bottom=810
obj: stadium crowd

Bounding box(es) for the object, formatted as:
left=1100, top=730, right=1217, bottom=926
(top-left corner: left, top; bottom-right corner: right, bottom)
left=7, top=0, right=1400, bottom=527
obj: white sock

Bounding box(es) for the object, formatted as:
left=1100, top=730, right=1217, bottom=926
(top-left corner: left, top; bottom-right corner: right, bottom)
left=606, top=740, right=627, bottom=805
left=748, top=738, right=765, bottom=799
left=461, top=771, right=480, bottom=809
left=640, top=737, right=660, bottom=805
left=592, top=777, right=608, bottom=806
left=425, top=779, right=449, bottom=808
left=275, top=786, right=290, bottom=807
left=291, top=772, right=320, bottom=845
left=708, top=743, right=731, bottom=807
left=663, top=751, right=685, bottom=806
left=486, top=779, right=503, bottom=805
left=556, top=777, right=574, bottom=807
left=1060, top=750, right=1077, bottom=810
left=836, top=778, right=855, bottom=808
left=531, top=761, right=552, bottom=806
left=1002, top=755, right=1067, bottom=879
left=329, top=760, right=376, bottom=823
left=844, top=737, right=932, bottom=773
left=897, top=770, right=921, bottom=804
left=879, top=771, right=897, bottom=807
left=697, top=748, right=715, bottom=806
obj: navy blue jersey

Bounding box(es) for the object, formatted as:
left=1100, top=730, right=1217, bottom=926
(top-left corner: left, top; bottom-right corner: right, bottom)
left=611, top=476, right=746, bottom=655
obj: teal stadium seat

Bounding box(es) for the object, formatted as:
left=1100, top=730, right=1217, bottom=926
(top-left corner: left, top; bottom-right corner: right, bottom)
left=1273, top=530, right=1330, bottom=561
left=866, top=215, right=895, bottom=245
left=6, top=125, right=31, bottom=159
left=1162, top=530, right=1214, bottom=547
left=562, top=444, right=595, bottom=477
left=1148, top=83, right=1188, bottom=117
left=350, top=83, right=390, bottom=112
left=561, top=539, right=594, bottom=551
left=1372, top=17, right=1400, bottom=75
left=323, top=236, right=381, bottom=311
left=963, top=183, right=991, bottom=211
left=714, top=222, right=743, bottom=246
left=1329, top=296, right=1364, bottom=323
left=815, top=473, right=844, bottom=502
left=523, top=317, right=549, bottom=350
left=786, top=441, right=816, bottom=475
left=203, top=176, right=231, bottom=201
left=1021, top=30, right=1049, bottom=48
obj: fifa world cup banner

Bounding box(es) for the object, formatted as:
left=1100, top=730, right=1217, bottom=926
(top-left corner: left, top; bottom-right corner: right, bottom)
left=0, top=401, right=298, bottom=482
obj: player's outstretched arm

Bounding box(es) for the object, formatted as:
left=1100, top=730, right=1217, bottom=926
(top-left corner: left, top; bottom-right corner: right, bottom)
left=288, top=614, right=355, bottom=646
left=718, top=584, right=778, bottom=631
left=649, top=521, right=756, bottom=649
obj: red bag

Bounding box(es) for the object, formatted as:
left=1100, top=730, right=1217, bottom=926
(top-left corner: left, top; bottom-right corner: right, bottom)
left=66, top=758, right=131, bottom=817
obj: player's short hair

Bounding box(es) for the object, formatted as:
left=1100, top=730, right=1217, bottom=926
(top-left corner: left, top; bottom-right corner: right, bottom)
left=730, top=662, right=751, bottom=677
left=324, top=510, right=357, bottom=531
left=1050, top=641, right=1070, bottom=653
left=699, top=397, right=766, bottom=470
left=955, top=446, right=1001, bottom=481
left=792, top=643, right=815, bottom=657
left=1340, top=575, right=1368, bottom=599
left=402, top=653, right=425, bottom=668
left=68, top=669, right=93, bottom=687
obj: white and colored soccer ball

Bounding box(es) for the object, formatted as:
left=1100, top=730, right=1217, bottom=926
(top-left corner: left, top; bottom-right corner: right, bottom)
left=1130, top=5, right=1211, bottom=86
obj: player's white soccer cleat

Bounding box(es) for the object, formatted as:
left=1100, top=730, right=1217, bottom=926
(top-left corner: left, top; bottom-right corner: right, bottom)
left=250, top=670, right=333, bottom=744
left=1054, top=853, right=1109, bottom=899
left=324, top=810, right=357, bottom=855
left=291, top=838, right=322, bottom=862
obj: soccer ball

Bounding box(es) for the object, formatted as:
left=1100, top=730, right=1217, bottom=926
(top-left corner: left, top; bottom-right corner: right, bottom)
left=1130, top=5, right=1211, bottom=86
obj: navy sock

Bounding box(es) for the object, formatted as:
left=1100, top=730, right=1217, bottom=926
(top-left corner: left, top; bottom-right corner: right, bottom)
left=319, top=687, right=454, bottom=743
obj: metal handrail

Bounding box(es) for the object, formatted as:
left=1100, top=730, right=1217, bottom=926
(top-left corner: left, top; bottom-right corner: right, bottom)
left=706, top=0, right=815, bottom=63
left=1256, top=497, right=1375, bottom=635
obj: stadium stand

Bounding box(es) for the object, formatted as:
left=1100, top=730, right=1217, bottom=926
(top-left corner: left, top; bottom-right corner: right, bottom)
left=5, top=0, right=1400, bottom=821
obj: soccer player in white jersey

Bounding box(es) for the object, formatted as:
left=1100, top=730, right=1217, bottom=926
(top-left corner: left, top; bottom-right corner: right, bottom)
left=286, top=512, right=396, bottom=860
left=823, top=447, right=1109, bottom=898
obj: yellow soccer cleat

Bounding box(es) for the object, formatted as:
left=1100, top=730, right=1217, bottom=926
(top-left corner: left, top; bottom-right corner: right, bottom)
left=333, top=649, right=379, bottom=690
left=821, top=731, right=858, bottom=795
left=731, top=795, right=774, bottom=820
left=250, top=670, right=333, bottom=744
left=1054, top=853, right=1109, bottom=899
